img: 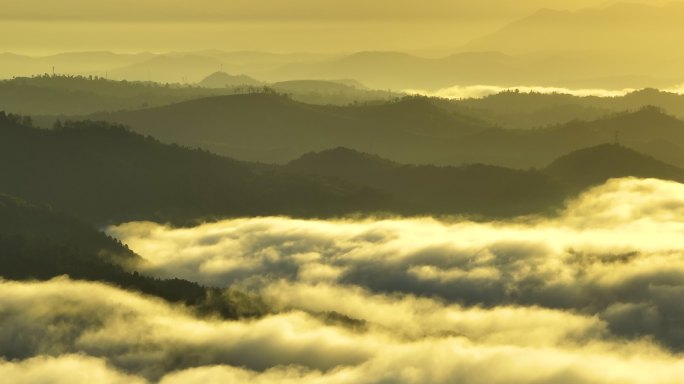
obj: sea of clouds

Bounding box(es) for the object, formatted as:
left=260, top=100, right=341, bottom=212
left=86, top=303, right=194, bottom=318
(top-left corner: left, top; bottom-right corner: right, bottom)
left=404, top=84, right=684, bottom=99
left=2, top=177, right=684, bottom=383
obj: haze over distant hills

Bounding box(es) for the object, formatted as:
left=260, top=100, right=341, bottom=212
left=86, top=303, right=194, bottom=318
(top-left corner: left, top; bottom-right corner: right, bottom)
left=0, top=74, right=397, bottom=118
left=465, top=2, right=684, bottom=56
left=90, top=92, right=684, bottom=168
left=443, top=106, right=684, bottom=168
left=92, top=93, right=488, bottom=164
left=460, top=2, right=684, bottom=87
left=197, top=72, right=263, bottom=88
left=448, top=88, right=684, bottom=128
left=0, top=51, right=334, bottom=84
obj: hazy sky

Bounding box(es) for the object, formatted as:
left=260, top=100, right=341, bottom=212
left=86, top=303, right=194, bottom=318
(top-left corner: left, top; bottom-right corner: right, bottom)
left=0, top=0, right=671, bottom=55
left=0, top=0, right=613, bottom=21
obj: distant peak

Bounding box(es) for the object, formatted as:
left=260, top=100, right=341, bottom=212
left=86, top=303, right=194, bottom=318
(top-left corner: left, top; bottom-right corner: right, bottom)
left=198, top=71, right=262, bottom=87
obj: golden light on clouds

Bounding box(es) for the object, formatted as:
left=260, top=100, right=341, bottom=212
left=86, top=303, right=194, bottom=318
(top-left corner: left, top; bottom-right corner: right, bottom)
left=0, top=177, right=665, bottom=383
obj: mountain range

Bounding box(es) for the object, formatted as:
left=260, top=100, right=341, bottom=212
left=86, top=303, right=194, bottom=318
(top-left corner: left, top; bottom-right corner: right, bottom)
left=3, top=110, right=683, bottom=225
left=91, top=93, right=487, bottom=164
left=90, top=92, right=684, bottom=168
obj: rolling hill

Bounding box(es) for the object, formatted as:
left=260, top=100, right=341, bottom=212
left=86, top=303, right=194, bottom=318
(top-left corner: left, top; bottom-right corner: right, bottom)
left=545, top=143, right=684, bottom=190
left=92, top=93, right=684, bottom=169
left=4, top=108, right=684, bottom=226
left=0, top=75, right=236, bottom=116
left=442, top=106, right=684, bottom=169
left=286, top=147, right=566, bottom=217
left=92, top=93, right=490, bottom=164
left=287, top=144, right=684, bottom=217
left=197, top=71, right=263, bottom=88
left=0, top=112, right=390, bottom=225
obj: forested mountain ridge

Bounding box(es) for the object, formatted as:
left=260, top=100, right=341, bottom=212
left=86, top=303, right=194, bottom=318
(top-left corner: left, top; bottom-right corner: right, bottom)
left=0, top=193, right=265, bottom=319
left=545, top=143, right=684, bottom=190
left=4, top=108, right=684, bottom=226
left=92, top=93, right=489, bottom=163
left=0, top=112, right=390, bottom=225
left=286, top=143, right=684, bottom=216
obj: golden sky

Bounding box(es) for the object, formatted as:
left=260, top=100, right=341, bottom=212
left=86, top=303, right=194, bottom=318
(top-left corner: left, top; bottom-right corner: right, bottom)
left=0, top=0, right=672, bottom=54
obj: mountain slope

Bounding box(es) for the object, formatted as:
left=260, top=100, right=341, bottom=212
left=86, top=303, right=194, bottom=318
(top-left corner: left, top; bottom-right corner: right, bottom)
left=92, top=93, right=490, bottom=164
left=545, top=143, right=684, bottom=189
left=442, top=107, right=684, bottom=169
left=287, top=144, right=684, bottom=216
left=286, top=148, right=567, bottom=217
left=0, top=113, right=390, bottom=225
left=0, top=75, right=236, bottom=115
left=0, top=193, right=265, bottom=319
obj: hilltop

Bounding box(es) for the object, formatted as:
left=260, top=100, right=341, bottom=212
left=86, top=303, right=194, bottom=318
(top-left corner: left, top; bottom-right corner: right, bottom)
left=546, top=143, right=684, bottom=189
left=198, top=71, right=262, bottom=88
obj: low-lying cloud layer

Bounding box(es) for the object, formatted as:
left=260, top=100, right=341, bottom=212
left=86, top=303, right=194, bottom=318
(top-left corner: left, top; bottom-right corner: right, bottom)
left=3, top=177, right=684, bottom=383
left=109, top=178, right=684, bottom=348
left=405, top=84, right=684, bottom=99
left=2, top=276, right=683, bottom=383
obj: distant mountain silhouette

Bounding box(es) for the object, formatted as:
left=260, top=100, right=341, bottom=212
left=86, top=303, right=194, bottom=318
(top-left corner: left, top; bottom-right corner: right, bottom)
left=0, top=51, right=153, bottom=79
left=442, top=107, right=684, bottom=169
left=0, top=75, right=393, bottom=118
left=465, top=3, right=684, bottom=55
left=93, top=95, right=684, bottom=169
left=460, top=3, right=684, bottom=86
left=269, top=79, right=390, bottom=104
left=0, top=75, right=237, bottom=115
left=545, top=143, right=684, bottom=190
left=110, top=55, right=225, bottom=83
left=265, top=50, right=524, bottom=90
left=93, top=93, right=490, bottom=164
left=272, top=80, right=363, bottom=93
left=453, top=88, right=684, bottom=129
left=198, top=71, right=262, bottom=88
